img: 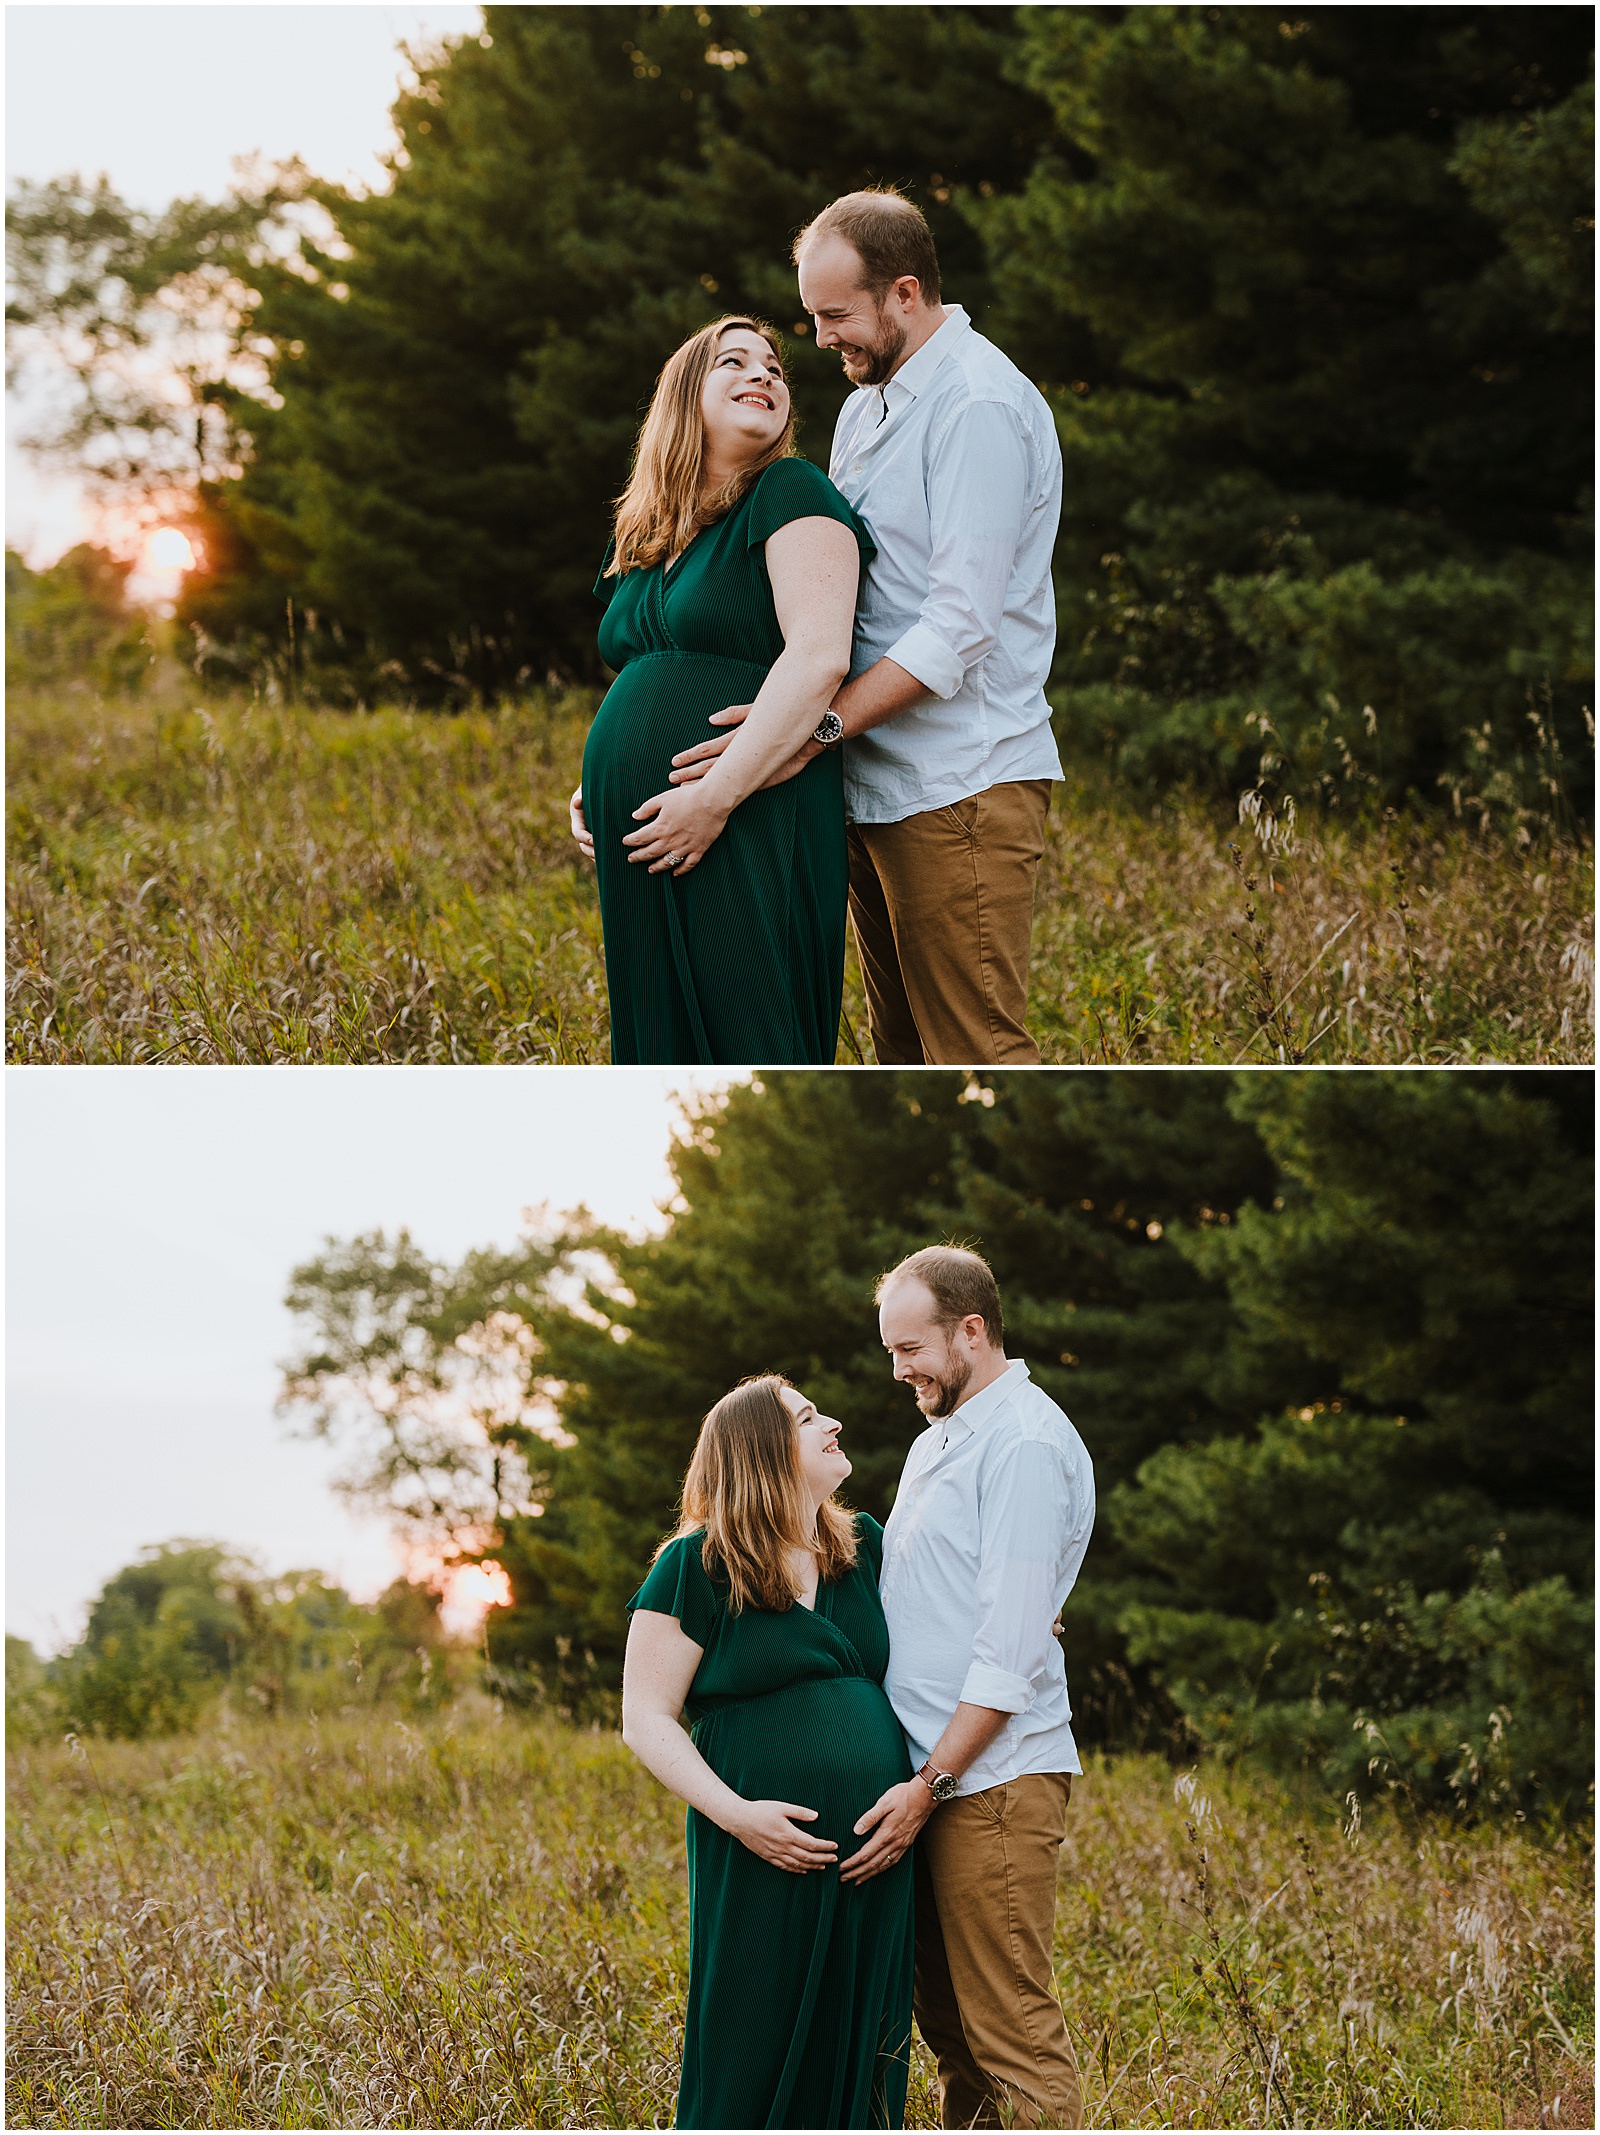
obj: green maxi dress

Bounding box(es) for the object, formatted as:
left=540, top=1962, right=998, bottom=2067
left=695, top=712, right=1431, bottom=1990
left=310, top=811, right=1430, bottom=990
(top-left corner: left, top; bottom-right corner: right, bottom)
left=584, top=457, right=875, bottom=1065
left=628, top=1514, right=914, bottom=2130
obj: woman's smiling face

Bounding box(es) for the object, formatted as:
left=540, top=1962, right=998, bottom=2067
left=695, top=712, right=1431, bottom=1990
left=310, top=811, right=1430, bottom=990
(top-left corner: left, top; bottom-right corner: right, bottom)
left=781, top=1384, right=851, bottom=1504
left=700, top=327, right=789, bottom=468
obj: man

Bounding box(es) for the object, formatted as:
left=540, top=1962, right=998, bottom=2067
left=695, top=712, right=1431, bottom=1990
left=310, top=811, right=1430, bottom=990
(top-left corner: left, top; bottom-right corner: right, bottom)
left=673, top=188, right=1064, bottom=1065
left=840, top=1245, right=1095, bottom=2131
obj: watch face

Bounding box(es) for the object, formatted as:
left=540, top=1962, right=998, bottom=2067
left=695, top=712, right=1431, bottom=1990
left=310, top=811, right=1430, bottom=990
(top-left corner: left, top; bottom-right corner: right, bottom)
left=814, top=710, right=843, bottom=747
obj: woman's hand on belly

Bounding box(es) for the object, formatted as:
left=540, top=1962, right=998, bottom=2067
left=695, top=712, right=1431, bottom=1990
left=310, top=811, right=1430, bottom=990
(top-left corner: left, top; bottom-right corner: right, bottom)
left=569, top=785, right=595, bottom=860
left=727, top=1797, right=840, bottom=1874
left=623, top=779, right=732, bottom=876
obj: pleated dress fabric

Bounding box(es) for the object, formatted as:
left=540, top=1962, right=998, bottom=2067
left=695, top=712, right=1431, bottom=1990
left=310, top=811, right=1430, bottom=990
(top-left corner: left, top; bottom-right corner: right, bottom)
left=584, top=457, right=875, bottom=1064
left=628, top=1514, right=914, bottom=2130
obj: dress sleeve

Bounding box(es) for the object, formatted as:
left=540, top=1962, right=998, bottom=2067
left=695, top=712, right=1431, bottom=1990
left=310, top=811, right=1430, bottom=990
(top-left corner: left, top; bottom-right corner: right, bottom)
left=746, top=457, right=876, bottom=565
left=628, top=1533, right=721, bottom=1648
left=852, top=1511, right=886, bottom=1579
left=593, top=539, right=618, bottom=610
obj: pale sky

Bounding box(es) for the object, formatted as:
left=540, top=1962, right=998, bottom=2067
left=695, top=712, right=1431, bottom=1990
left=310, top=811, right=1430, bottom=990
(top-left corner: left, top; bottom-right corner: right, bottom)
left=5, top=2, right=484, bottom=561
left=6, top=1068, right=734, bottom=1653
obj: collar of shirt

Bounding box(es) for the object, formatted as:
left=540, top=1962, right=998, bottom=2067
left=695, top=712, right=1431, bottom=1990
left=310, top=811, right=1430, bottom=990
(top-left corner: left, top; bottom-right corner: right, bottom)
left=936, top=1355, right=1031, bottom=1451
left=869, top=303, right=972, bottom=429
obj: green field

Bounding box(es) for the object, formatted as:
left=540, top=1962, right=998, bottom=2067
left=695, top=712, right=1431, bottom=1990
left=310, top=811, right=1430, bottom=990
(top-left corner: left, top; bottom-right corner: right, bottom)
left=5, top=1708, right=1591, bottom=2129
left=6, top=687, right=1593, bottom=1064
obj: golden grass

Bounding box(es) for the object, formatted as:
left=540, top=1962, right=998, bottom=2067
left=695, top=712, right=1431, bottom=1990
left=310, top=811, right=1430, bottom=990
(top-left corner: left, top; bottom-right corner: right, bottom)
left=6, top=1708, right=1592, bottom=2129
left=6, top=686, right=1592, bottom=1063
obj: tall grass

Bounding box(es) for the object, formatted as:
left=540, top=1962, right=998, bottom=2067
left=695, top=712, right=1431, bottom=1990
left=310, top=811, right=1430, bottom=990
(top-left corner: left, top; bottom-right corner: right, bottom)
left=6, top=1708, right=1591, bottom=2129
left=6, top=686, right=1592, bottom=1063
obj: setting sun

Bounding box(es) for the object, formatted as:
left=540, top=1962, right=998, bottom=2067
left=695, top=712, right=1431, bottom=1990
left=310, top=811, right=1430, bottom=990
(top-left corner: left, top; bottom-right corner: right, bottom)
left=438, top=1559, right=514, bottom=1638
left=145, top=526, right=195, bottom=572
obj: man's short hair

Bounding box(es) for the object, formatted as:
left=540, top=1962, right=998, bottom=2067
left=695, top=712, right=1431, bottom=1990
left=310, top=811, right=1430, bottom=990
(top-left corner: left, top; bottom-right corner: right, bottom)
left=793, top=187, right=941, bottom=306
left=877, top=1245, right=1004, bottom=1349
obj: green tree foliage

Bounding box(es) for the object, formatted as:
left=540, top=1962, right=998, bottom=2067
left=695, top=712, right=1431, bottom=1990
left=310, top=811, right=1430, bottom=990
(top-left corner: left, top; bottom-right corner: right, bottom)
left=9, top=11, right=1589, bottom=807
left=33, top=1540, right=455, bottom=1741
left=4, top=171, right=290, bottom=497
left=979, top=6, right=1594, bottom=805
left=278, top=1226, right=565, bottom=1539
left=179, top=4, right=1047, bottom=698
left=4, top=544, right=155, bottom=694
left=6, top=1634, right=58, bottom=1742
left=279, top=1079, right=991, bottom=1708
left=1114, top=1071, right=1593, bottom=1810
left=486, top=1073, right=987, bottom=1708
left=280, top=1070, right=1592, bottom=1810
left=948, top=1074, right=1290, bottom=1744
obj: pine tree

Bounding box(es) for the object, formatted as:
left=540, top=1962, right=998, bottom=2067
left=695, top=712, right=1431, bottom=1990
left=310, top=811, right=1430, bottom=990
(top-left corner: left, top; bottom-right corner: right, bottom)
left=1111, top=1069, right=1593, bottom=1806
left=198, top=4, right=1048, bottom=695
left=978, top=6, right=1594, bottom=802
left=276, top=1068, right=1593, bottom=1799
left=487, top=1070, right=986, bottom=1704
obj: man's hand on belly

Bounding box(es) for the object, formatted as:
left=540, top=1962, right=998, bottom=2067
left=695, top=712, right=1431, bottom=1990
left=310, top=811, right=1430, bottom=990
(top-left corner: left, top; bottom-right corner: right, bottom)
left=838, top=1703, right=1015, bottom=1883
left=838, top=1777, right=935, bottom=1885
left=669, top=702, right=750, bottom=785
left=668, top=704, right=818, bottom=792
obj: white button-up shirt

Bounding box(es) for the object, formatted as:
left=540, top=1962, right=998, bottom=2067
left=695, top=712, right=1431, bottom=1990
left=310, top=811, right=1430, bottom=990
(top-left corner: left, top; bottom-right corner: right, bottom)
left=878, top=1359, right=1095, bottom=1796
left=829, top=306, right=1065, bottom=826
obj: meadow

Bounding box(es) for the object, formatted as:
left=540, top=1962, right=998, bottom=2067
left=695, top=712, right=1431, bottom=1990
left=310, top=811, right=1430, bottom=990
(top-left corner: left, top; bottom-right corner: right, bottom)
left=6, top=686, right=1592, bottom=1065
left=5, top=1704, right=1592, bottom=2130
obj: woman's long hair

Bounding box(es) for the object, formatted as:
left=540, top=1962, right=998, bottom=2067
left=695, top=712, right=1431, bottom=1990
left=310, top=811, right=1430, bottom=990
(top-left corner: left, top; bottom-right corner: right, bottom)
left=607, top=316, right=796, bottom=577
left=658, top=1374, right=858, bottom=1612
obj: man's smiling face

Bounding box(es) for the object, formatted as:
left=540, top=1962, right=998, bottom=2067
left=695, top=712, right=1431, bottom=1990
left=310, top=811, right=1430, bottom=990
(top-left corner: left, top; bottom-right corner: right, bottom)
left=878, top=1275, right=975, bottom=1420
left=797, top=232, right=909, bottom=388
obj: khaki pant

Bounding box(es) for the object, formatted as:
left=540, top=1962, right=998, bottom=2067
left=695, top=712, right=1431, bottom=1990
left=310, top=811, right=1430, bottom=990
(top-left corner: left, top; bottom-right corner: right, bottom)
left=913, top=1773, right=1081, bottom=2130
left=847, top=780, right=1052, bottom=1066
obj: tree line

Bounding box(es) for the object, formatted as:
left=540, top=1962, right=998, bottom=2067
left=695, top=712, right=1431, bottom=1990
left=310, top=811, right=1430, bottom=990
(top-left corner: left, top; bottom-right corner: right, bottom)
left=279, top=1069, right=1593, bottom=1816
left=6, top=1545, right=454, bottom=1743
left=6, top=6, right=1593, bottom=810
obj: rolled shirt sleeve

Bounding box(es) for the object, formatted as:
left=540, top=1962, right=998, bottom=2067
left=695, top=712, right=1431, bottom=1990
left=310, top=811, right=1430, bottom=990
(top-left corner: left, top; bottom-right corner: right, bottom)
left=884, top=399, right=1034, bottom=702
left=958, top=1435, right=1079, bottom=1716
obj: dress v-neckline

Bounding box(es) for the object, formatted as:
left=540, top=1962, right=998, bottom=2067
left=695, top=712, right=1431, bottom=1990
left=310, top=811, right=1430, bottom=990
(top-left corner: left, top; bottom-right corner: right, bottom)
left=663, top=522, right=708, bottom=582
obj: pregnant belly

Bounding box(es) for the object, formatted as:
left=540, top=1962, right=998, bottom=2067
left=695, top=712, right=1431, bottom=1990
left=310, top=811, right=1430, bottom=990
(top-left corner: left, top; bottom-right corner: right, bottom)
left=585, top=652, right=772, bottom=812
left=695, top=1677, right=911, bottom=1858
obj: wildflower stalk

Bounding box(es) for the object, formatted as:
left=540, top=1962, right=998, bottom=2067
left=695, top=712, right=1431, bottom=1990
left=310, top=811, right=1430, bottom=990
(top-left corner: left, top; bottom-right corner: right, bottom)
left=1228, top=842, right=1303, bottom=1061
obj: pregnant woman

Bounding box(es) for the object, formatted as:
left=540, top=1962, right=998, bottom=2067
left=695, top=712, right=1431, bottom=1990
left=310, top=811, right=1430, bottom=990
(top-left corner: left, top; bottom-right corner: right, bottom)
left=574, top=316, right=874, bottom=1063
left=622, top=1376, right=914, bottom=2129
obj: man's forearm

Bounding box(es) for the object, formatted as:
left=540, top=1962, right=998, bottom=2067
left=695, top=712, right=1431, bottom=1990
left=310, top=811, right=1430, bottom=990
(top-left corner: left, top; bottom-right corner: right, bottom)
left=924, top=1700, right=1012, bottom=1782
left=832, top=656, right=932, bottom=739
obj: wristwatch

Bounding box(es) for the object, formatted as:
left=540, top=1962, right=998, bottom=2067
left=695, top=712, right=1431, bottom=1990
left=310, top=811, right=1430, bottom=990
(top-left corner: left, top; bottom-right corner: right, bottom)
left=811, top=709, right=844, bottom=749
left=917, top=1758, right=960, bottom=1804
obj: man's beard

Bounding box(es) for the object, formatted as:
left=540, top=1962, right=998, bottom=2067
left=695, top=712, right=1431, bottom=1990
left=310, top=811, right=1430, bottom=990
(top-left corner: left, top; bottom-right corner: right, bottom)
left=842, top=311, right=907, bottom=387
left=917, top=1349, right=973, bottom=1419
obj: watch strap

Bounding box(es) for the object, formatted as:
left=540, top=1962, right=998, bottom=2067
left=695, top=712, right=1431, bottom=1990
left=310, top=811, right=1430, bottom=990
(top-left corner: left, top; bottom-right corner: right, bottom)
left=917, top=1757, right=960, bottom=1802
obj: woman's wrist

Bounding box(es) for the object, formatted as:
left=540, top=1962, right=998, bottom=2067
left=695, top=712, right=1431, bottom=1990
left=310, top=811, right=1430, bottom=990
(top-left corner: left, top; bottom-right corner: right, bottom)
left=694, top=762, right=744, bottom=820
left=713, top=1792, right=751, bottom=1838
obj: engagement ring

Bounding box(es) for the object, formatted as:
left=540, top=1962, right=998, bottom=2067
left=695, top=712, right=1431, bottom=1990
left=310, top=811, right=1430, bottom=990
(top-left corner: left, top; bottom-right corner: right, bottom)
left=663, top=852, right=684, bottom=869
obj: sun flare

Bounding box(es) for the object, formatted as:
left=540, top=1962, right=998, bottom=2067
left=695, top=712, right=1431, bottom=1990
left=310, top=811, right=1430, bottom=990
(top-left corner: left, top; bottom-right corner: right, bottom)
left=437, top=1560, right=514, bottom=1639
left=144, top=526, right=196, bottom=573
